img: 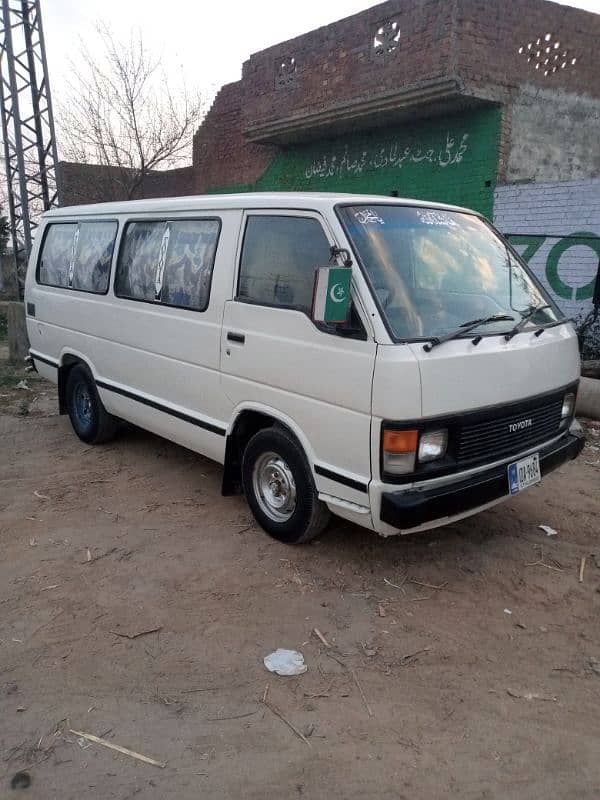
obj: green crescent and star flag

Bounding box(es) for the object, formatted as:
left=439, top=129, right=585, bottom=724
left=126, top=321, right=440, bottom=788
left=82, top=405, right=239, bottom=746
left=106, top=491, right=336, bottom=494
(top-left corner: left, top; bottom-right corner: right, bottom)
left=312, top=266, right=352, bottom=324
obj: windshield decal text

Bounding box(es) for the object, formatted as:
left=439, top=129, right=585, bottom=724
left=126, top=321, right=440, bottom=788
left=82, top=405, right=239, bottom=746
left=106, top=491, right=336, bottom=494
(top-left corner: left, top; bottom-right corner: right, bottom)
left=354, top=209, right=385, bottom=225
left=416, top=209, right=459, bottom=228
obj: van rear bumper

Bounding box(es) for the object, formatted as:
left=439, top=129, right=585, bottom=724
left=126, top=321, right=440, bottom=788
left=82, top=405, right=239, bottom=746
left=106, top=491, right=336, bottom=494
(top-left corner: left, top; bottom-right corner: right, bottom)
left=380, top=431, right=585, bottom=531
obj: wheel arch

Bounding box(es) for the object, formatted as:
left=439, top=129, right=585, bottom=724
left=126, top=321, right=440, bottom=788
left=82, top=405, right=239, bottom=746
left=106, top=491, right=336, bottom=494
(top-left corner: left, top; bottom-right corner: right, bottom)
left=57, top=349, right=96, bottom=415
left=222, top=403, right=316, bottom=496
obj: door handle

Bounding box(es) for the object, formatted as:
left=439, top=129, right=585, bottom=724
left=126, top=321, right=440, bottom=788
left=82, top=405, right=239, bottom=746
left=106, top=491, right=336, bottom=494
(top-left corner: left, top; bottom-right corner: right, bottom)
left=227, top=332, right=245, bottom=344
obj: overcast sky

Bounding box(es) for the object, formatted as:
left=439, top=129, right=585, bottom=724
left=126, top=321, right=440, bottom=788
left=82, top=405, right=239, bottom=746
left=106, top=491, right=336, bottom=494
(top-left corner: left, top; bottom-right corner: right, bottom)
left=43, top=0, right=600, bottom=111
left=43, top=0, right=375, bottom=107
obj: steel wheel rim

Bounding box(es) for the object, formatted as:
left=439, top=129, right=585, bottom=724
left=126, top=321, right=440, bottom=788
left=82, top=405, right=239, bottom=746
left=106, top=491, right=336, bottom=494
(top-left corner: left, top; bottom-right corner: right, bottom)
left=252, top=451, right=297, bottom=522
left=74, top=381, right=93, bottom=427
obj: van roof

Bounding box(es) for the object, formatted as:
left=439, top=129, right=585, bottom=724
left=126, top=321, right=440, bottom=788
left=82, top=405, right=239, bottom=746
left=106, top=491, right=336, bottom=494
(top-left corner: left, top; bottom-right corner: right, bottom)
left=45, top=192, right=475, bottom=218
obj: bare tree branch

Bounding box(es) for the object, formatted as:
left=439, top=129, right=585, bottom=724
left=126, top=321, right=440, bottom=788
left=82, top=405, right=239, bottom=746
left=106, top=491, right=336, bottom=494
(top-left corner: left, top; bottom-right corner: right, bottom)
left=57, top=23, right=205, bottom=200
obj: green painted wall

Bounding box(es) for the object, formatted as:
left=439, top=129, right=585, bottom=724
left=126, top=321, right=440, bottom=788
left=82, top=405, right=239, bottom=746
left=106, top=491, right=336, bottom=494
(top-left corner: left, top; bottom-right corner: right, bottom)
left=211, top=106, right=502, bottom=218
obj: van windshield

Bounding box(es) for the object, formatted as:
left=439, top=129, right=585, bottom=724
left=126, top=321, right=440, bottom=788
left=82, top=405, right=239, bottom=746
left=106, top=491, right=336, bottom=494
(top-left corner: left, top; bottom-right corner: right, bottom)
left=337, top=205, right=561, bottom=341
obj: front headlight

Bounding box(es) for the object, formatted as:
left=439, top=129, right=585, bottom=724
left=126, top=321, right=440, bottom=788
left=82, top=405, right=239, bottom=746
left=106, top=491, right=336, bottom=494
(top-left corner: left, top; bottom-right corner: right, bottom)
left=561, top=392, right=576, bottom=422
left=418, top=429, right=448, bottom=463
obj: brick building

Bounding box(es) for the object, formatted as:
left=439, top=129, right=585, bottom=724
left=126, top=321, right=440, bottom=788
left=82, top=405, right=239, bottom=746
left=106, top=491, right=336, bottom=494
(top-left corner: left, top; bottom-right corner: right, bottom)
left=58, top=0, right=600, bottom=336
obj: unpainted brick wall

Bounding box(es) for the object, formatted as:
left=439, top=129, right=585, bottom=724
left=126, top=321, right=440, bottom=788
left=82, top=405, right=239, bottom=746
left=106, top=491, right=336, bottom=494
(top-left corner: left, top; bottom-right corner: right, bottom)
left=241, top=0, right=455, bottom=134
left=493, top=179, right=600, bottom=341
left=244, top=0, right=600, bottom=133
left=455, top=0, right=600, bottom=100
left=57, top=162, right=196, bottom=206
left=193, top=83, right=277, bottom=194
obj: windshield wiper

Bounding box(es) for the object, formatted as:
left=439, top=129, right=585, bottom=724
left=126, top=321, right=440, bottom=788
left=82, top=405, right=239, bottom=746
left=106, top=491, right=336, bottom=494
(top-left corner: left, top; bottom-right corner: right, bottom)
left=423, top=314, right=515, bottom=352
left=504, top=304, right=551, bottom=341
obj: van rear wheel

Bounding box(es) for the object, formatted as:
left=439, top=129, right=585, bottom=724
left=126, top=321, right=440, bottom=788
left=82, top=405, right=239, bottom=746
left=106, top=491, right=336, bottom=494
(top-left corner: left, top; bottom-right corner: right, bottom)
left=65, top=364, right=119, bottom=444
left=242, top=427, right=330, bottom=544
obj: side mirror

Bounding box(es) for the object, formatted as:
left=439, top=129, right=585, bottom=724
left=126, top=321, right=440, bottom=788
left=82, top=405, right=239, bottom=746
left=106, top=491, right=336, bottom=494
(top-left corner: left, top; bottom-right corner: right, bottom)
left=311, top=266, right=352, bottom=325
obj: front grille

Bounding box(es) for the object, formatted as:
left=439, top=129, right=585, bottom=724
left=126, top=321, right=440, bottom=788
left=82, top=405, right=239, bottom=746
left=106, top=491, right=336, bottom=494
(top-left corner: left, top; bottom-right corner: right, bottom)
left=456, top=396, right=564, bottom=465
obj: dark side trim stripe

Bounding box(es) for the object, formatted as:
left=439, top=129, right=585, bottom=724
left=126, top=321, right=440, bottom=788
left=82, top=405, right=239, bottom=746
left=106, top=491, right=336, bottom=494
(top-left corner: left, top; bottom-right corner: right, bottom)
left=314, top=464, right=368, bottom=493
left=31, top=352, right=58, bottom=368
left=95, top=379, right=227, bottom=437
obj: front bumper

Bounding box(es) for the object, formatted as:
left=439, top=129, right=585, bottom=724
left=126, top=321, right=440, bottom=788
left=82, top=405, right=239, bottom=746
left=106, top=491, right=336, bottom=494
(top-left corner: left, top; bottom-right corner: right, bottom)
left=380, top=431, right=585, bottom=531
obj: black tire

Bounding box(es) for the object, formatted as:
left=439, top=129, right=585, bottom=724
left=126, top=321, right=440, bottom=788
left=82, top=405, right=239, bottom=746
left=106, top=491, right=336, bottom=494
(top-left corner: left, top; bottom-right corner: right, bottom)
left=242, top=426, right=330, bottom=544
left=65, top=364, right=120, bottom=444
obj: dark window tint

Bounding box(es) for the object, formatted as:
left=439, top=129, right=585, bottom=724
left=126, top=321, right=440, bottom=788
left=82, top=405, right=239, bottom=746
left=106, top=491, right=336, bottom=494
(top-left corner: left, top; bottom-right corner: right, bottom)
left=38, top=224, right=77, bottom=287
left=72, top=221, right=118, bottom=293
left=238, top=216, right=331, bottom=313
left=161, top=220, right=220, bottom=310
left=116, top=219, right=220, bottom=310
left=115, top=221, right=165, bottom=301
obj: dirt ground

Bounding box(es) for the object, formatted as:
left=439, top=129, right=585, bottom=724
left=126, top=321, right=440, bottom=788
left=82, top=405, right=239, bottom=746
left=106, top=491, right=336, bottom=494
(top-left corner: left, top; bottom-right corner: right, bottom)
left=1, top=352, right=599, bottom=800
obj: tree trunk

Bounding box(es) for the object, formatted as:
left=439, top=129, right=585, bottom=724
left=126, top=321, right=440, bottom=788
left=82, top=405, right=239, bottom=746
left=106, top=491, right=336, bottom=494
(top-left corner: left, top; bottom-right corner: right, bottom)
left=0, top=253, right=19, bottom=300
left=7, top=301, right=29, bottom=365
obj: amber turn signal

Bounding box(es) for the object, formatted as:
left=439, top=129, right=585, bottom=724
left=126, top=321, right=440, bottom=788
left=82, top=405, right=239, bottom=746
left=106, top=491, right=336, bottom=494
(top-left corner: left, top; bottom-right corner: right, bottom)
left=382, top=429, right=418, bottom=453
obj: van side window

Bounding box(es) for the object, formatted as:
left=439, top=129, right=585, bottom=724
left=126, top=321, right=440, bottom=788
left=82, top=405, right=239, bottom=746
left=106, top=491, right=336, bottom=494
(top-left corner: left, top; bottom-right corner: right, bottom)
left=115, top=219, right=220, bottom=310
left=38, top=221, right=118, bottom=293
left=161, top=220, right=220, bottom=310
left=38, top=224, right=78, bottom=288
left=72, top=221, right=118, bottom=293
left=238, top=215, right=331, bottom=314
left=115, top=221, right=165, bottom=301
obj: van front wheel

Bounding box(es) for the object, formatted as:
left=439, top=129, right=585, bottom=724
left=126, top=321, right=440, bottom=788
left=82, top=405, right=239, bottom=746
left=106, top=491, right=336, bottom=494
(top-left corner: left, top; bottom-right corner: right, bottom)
left=242, top=427, right=330, bottom=544
left=65, top=364, right=119, bottom=444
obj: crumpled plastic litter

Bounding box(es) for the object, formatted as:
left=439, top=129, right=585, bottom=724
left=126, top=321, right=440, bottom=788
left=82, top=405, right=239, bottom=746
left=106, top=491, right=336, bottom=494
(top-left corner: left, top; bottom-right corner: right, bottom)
left=263, top=648, right=307, bottom=676
left=538, top=524, right=558, bottom=537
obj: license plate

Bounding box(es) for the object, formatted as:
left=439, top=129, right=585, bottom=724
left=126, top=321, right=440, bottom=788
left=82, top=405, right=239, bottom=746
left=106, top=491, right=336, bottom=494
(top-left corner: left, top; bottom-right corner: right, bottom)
left=508, top=453, right=541, bottom=495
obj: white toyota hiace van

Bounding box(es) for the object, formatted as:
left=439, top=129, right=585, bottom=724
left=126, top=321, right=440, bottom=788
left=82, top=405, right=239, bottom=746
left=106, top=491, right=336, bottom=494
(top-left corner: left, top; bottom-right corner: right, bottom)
left=25, top=193, right=584, bottom=543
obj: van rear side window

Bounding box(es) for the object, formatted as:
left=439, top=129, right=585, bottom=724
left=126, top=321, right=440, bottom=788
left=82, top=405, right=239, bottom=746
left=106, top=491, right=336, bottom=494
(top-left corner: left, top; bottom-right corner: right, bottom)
left=115, top=219, right=220, bottom=311
left=37, top=221, right=117, bottom=294
left=38, top=224, right=77, bottom=288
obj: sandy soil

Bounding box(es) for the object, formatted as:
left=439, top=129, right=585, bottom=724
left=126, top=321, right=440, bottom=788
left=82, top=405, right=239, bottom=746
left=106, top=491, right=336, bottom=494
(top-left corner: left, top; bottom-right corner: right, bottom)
left=1, top=361, right=599, bottom=799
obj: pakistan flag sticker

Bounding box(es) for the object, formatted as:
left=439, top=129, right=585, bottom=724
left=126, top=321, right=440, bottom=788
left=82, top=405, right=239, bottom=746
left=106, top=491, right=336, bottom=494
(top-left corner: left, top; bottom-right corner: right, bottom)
left=312, top=266, right=352, bottom=324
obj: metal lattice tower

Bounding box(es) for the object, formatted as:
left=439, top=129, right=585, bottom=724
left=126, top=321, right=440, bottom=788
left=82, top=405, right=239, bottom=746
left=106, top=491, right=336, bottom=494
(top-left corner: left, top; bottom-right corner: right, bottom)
left=0, top=0, right=58, bottom=271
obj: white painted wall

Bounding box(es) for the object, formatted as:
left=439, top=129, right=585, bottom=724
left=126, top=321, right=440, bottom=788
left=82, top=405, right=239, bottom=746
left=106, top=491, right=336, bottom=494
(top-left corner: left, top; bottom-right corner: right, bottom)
left=494, top=178, right=600, bottom=322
